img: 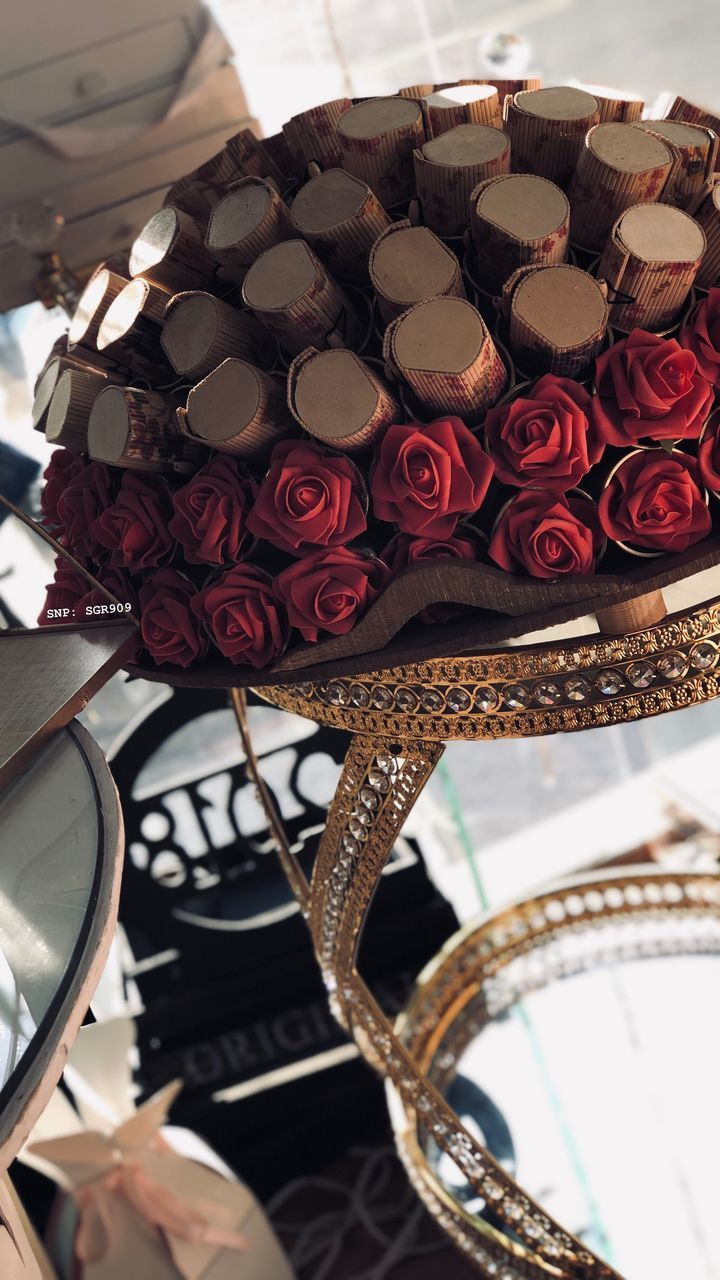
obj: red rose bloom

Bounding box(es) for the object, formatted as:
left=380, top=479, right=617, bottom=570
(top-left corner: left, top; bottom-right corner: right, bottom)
left=169, top=456, right=258, bottom=565
left=40, top=449, right=85, bottom=529
left=592, top=329, right=713, bottom=446
left=485, top=375, right=603, bottom=491
left=38, top=558, right=89, bottom=624
left=698, top=411, right=720, bottom=493
left=599, top=450, right=711, bottom=553
left=679, top=289, right=720, bottom=388
left=139, top=570, right=207, bottom=668
left=93, top=473, right=174, bottom=572
left=275, top=547, right=390, bottom=641
left=76, top=568, right=138, bottom=621
left=247, top=441, right=367, bottom=554
left=383, top=529, right=483, bottom=624
left=193, top=564, right=288, bottom=668
left=371, top=418, right=494, bottom=537
left=489, top=491, right=603, bottom=579
left=57, top=461, right=115, bottom=559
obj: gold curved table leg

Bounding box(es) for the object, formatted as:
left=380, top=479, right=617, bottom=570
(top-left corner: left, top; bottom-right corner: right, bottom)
left=231, top=689, right=621, bottom=1280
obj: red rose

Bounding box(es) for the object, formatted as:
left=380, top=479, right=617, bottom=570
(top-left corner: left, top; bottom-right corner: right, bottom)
left=275, top=547, right=390, bottom=641
left=76, top=568, right=138, bottom=621
left=485, top=375, right=603, bottom=491
left=139, top=570, right=207, bottom=668
left=698, top=411, right=720, bottom=493
left=599, top=449, right=711, bottom=553
left=193, top=564, right=288, bottom=668
left=679, top=289, right=720, bottom=388
left=489, top=491, right=603, bottom=579
left=246, top=441, right=367, bottom=555
left=57, top=461, right=115, bottom=559
left=40, top=449, right=85, bottom=529
left=169, top=456, right=258, bottom=566
left=93, top=473, right=174, bottom=572
left=383, top=528, right=483, bottom=624
left=592, top=329, right=713, bottom=446
left=371, top=418, right=494, bottom=537
left=38, top=558, right=89, bottom=624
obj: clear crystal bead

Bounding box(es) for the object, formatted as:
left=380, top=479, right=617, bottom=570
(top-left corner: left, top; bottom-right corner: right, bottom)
left=353, top=806, right=372, bottom=826
left=475, top=685, right=500, bottom=711
left=626, top=660, right=654, bottom=688
left=342, top=834, right=359, bottom=856
left=367, top=768, right=391, bottom=791
left=396, top=686, right=419, bottom=711
left=565, top=676, right=592, bottom=702
left=360, top=786, right=379, bottom=810
left=348, top=816, right=368, bottom=840
left=370, top=685, right=393, bottom=710
left=416, top=1094, right=432, bottom=1113
left=595, top=668, right=624, bottom=696
left=533, top=680, right=561, bottom=706
left=296, top=682, right=313, bottom=697
left=375, top=754, right=398, bottom=774
left=349, top=682, right=370, bottom=707
left=446, top=686, right=471, bottom=712
left=483, top=1177, right=504, bottom=1201
left=502, top=683, right=531, bottom=710
left=657, top=651, right=689, bottom=680
left=690, top=641, right=717, bottom=670
left=326, top=680, right=349, bottom=705
left=503, top=1201, right=523, bottom=1221
left=420, top=687, right=444, bottom=712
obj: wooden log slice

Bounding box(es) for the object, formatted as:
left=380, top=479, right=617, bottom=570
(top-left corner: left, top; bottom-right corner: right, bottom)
left=45, top=367, right=109, bottom=451
left=282, top=98, right=352, bottom=171
left=569, top=82, right=644, bottom=124
left=290, top=168, right=391, bottom=284
left=88, top=385, right=204, bottom=473
left=206, top=178, right=295, bottom=279
left=694, top=183, right=720, bottom=289
left=337, top=97, right=425, bottom=207
left=425, top=84, right=502, bottom=137
left=568, top=123, right=674, bottom=250
left=67, top=269, right=128, bottom=351
left=242, top=239, right=365, bottom=356
left=470, top=172, right=569, bottom=294
left=414, top=124, right=511, bottom=237
left=184, top=358, right=292, bottom=458
left=161, top=291, right=269, bottom=379
left=598, top=202, right=706, bottom=331
left=504, top=85, right=599, bottom=187
left=502, top=263, right=608, bottom=378
left=636, top=119, right=719, bottom=209
left=368, top=221, right=465, bottom=324
left=287, top=347, right=401, bottom=451
left=129, top=207, right=217, bottom=292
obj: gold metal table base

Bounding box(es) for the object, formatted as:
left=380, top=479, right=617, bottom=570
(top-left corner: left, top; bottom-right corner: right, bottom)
left=230, top=593, right=720, bottom=1280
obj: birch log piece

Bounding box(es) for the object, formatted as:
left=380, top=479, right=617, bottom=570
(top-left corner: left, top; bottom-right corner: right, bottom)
left=413, top=124, right=511, bottom=238
left=501, top=263, right=609, bottom=378
left=32, top=353, right=112, bottom=432
left=290, top=168, right=391, bottom=284
left=96, top=280, right=174, bottom=378
left=242, top=239, right=366, bottom=356
left=425, top=85, right=502, bottom=136
left=67, top=269, right=128, bottom=354
left=667, top=97, right=720, bottom=170
left=282, top=98, right=352, bottom=172
left=383, top=296, right=507, bottom=423
left=205, top=178, right=295, bottom=281
left=569, top=82, right=644, bottom=123
left=129, top=207, right=217, bottom=292
left=88, top=385, right=205, bottom=473
left=45, top=368, right=111, bottom=451
left=183, top=358, right=293, bottom=458
left=694, top=183, right=720, bottom=289
left=337, top=98, right=425, bottom=207
left=567, top=123, right=674, bottom=251
left=161, top=292, right=270, bottom=380
left=634, top=120, right=719, bottom=209
left=469, top=173, right=570, bottom=295
left=287, top=347, right=401, bottom=451
left=368, top=221, right=465, bottom=325
left=598, top=203, right=706, bottom=332
left=504, top=86, right=600, bottom=187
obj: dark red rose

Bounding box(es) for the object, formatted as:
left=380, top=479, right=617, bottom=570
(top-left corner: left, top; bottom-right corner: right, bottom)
left=485, top=375, right=603, bottom=490
left=679, top=289, right=720, bottom=388
left=93, top=473, right=174, bottom=572
left=246, top=440, right=367, bottom=554
left=40, top=449, right=85, bottom=529
left=698, top=411, right=720, bottom=493
left=192, top=564, right=288, bottom=668
left=56, top=461, right=115, bottom=559
left=76, top=568, right=138, bottom=621
left=274, top=547, right=390, bottom=641
left=38, top=558, right=89, bottom=624
left=169, top=456, right=258, bottom=566
left=599, top=449, right=711, bottom=553
left=383, top=528, right=483, bottom=624
left=489, top=491, right=603, bottom=579
left=592, top=329, right=713, bottom=446
left=138, top=570, right=207, bottom=668
left=371, top=418, right=494, bottom=537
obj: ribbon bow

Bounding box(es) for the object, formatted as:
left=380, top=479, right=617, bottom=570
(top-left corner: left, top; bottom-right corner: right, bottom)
left=28, top=1081, right=248, bottom=1280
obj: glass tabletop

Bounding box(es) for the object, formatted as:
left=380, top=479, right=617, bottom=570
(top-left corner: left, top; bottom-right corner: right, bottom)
left=423, top=923, right=720, bottom=1280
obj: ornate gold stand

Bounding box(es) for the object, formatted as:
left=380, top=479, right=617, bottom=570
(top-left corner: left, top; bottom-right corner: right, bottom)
left=231, top=593, right=720, bottom=1280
